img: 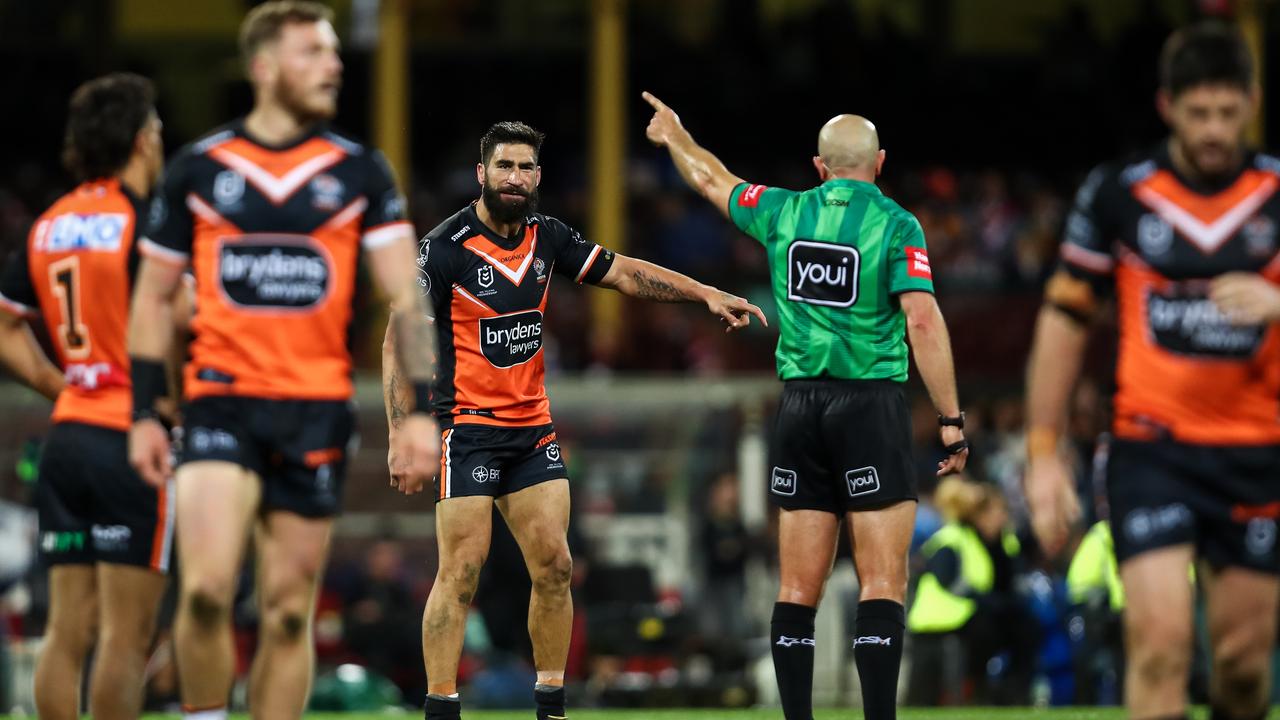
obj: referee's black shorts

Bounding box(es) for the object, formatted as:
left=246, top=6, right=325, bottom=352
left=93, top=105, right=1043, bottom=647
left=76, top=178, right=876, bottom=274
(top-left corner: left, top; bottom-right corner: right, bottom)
left=768, top=379, right=917, bottom=514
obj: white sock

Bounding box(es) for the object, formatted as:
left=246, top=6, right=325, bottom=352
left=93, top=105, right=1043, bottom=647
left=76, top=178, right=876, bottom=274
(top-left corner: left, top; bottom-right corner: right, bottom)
left=184, top=708, right=228, bottom=720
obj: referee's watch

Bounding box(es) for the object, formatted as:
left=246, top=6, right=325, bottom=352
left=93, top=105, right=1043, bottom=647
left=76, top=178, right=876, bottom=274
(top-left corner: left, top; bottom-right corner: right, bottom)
left=938, top=412, right=965, bottom=429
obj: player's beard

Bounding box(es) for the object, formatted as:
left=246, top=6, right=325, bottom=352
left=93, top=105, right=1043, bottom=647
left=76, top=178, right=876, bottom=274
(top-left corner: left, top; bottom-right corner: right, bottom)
left=277, top=75, right=338, bottom=123
left=481, top=182, right=539, bottom=225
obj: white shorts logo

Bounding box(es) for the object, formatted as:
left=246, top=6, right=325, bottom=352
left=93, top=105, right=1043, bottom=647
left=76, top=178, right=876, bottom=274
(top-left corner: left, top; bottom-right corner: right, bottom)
left=771, top=467, right=797, bottom=496
left=1246, top=518, right=1277, bottom=557
left=846, top=467, right=880, bottom=497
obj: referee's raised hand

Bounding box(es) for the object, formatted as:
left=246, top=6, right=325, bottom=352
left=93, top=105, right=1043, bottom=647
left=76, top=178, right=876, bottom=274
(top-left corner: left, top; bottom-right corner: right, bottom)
left=642, top=91, right=683, bottom=147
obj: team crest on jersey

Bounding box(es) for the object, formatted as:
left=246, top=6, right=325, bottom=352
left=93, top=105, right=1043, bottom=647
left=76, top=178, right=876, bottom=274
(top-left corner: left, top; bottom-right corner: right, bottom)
left=534, top=257, right=547, bottom=282
left=213, top=171, right=246, bottom=207
left=310, top=174, right=345, bottom=211
left=1244, top=216, right=1276, bottom=257
left=1137, top=213, right=1174, bottom=257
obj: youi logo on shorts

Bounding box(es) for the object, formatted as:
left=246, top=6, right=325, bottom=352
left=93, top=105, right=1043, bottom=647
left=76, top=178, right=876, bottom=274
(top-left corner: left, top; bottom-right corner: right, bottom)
left=479, top=310, right=544, bottom=368
left=787, top=240, right=860, bottom=308
left=846, top=466, right=880, bottom=497
left=771, top=467, right=797, bottom=496
left=218, top=235, right=332, bottom=310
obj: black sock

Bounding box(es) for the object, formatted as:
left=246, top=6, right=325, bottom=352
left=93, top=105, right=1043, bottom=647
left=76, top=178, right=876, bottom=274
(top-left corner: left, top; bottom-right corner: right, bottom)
left=853, top=599, right=905, bottom=720
left=425, top=694, right=461, bottom=719
left=771, top=601, right=817, bottom=720
left=534, top=684, right=566, bottom=719
left=1211, top=708, right=1265, bottom=720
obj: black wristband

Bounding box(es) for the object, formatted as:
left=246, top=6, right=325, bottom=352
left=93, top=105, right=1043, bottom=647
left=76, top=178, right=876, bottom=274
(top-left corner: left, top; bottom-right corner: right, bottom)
left=938, top=412, right=965, bottom=429
left=944, top=439, right=970, bottom=455
left=411, top=381, right=432, bottom=415
left=130, top=357, right=167, bottom=423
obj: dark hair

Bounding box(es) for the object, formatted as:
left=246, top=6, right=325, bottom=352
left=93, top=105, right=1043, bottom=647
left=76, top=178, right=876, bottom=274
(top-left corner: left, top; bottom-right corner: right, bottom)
left=1160, top=22, right=1254, bottom=97
left=62, top=73, right=156, bottom=182
left=480, top=121, right=545, bottom=165
left=239, top=0, right=334, bottom=76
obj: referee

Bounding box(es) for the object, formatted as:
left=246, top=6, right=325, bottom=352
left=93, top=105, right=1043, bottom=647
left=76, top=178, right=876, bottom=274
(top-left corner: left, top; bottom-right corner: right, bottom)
left=643, top=93, right=967, bottom=720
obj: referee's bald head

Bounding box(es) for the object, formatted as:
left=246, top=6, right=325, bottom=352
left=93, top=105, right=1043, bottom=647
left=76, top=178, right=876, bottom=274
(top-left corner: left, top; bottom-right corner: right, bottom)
left=818, top=115, right=880, bottom=172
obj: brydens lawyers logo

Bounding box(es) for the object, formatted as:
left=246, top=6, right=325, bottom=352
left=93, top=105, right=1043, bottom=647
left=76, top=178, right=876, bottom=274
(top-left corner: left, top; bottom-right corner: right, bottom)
left=906, top=246, right=932, bottom=280
left=738, top=184, right=767, bottom=208
left=771, top=467, right=797, bottom=496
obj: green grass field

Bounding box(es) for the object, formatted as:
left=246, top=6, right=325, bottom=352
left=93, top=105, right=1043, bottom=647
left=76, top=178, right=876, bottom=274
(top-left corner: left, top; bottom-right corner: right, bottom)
left=114, top=709, right=1134, bottom=720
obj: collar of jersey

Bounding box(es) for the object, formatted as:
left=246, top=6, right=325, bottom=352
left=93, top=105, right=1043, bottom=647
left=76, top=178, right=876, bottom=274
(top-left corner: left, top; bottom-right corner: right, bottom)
left=233, top=117, right=327, bottom=153
left=465, top=202, right=533, bottom=249
left=822, top=178, right=881, bottom=194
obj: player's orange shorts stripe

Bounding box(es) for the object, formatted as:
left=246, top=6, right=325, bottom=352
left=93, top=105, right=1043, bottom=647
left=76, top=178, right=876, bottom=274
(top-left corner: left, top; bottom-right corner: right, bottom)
left=439, top=429, right=454, bottom=500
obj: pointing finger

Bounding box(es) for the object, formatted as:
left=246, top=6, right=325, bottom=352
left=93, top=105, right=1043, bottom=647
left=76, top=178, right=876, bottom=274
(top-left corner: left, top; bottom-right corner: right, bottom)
left=641, top=91, right=664, bottom=110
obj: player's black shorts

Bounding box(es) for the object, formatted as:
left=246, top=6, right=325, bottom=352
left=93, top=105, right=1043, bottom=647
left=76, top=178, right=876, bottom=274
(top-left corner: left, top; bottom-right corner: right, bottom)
left=769, top=379, right=917, bottom=514
left=1108, top=439, right=1280, bottom=573
left=179, top=396, right=357, bottom=518
left=36, top=422, right=173, bottom=571
left=436, top=423, right=566, bottom=502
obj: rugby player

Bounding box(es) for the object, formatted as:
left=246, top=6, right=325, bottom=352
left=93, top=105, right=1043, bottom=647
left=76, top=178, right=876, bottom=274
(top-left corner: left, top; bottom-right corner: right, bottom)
left=643, top=94, right=967, bottom=720
left=382, top=120, right=766, bottom=720
left=1026, top=22, right=1280, bottom=720
left=0, top=73, right=167, bottom=720
left=125, top=3, right=439, bottom=718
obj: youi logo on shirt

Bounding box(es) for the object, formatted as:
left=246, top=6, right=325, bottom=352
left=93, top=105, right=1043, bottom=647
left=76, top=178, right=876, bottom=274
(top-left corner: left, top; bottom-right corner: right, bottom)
left=787, top=240, right=860, bottom=307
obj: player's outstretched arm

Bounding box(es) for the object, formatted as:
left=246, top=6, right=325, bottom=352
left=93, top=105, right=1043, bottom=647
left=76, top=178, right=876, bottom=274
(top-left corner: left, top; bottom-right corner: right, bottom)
left=127, top=256, right=186, bottom=487
left=368, top=234, right=440, bottom=494
left=642, top=91, right=744, bottom=218
left=1024, top=301, right=1091, bottom=557
left=899, top=291, right=968, bottom=476
left=0, top=311, right=63, bottom=401
left=599, top=253, right=767, bottom=332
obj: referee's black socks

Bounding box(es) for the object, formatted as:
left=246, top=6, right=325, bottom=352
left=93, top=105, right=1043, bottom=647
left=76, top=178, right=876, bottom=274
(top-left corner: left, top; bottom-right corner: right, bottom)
left=771, top=601, right=817, bottom=720
left=425, top=694, right=461, bottom=719
left=534, top=683, right=567, bottom=719
left=853, top=599, right=905, bottom=720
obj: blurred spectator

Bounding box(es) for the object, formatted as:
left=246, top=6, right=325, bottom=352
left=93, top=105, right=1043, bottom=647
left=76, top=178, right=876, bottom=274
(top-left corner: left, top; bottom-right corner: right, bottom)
left=341, top=539, right=422, bottom=699
left=697, top=473, right=755, bottom=657
left=907, top=477, right=1038, bottom=705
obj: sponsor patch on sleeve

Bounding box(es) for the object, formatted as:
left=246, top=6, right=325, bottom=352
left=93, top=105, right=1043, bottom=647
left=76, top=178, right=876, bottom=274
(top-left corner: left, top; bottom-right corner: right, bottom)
left=738, top=184, right=767, bottom=208
left=905, top=246, right=932, bottom=280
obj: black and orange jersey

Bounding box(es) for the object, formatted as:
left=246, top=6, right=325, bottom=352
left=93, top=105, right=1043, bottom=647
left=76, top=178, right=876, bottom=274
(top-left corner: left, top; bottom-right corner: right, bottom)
left=1053, top=144, right=1280, bottom=446
left=140, top=120, right=410, bottom=402
left=419, top=204, right=615, bottom=428
left=0, top=179, right=145, bottom=431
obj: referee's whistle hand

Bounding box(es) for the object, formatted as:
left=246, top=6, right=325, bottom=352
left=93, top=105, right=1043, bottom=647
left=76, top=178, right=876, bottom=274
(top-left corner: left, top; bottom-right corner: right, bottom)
left=129, top=419, right=172, bottom=489
left=936, top=425, right=968, bottom=476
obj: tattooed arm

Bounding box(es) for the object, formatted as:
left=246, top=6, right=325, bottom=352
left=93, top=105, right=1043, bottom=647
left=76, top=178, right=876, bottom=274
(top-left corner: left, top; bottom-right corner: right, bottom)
left=598, top=254, right=767, bottom=331
left=367, top=234, right=440, bottom=494
left=382, top=318, right=411, bottom=432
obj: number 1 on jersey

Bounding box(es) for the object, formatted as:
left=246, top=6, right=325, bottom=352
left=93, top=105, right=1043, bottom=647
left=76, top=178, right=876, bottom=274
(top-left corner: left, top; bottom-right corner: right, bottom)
left=49, top=256, right=90, bottom=359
